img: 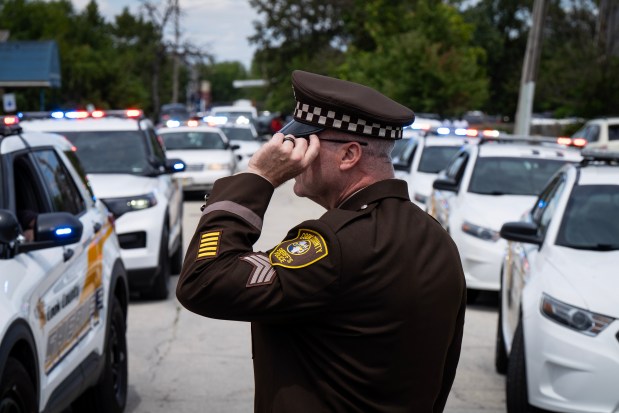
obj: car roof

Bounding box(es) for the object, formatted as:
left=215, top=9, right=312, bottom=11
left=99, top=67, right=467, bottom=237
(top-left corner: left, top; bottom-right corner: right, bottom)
left=577, top=165, right=619, bottom=185
left=423, top=136, right=477, bottom=147
left=476, top=141, right=582, bottom=161
left=158, top=125, right=223, bottom=134
left=1, top=131, right=73, bottom=155
left=19, top=117, right=145, bottom=132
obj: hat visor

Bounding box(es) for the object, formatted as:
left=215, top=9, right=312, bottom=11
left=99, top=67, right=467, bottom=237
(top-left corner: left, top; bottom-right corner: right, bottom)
left=278, top=119, right=324, bottom=137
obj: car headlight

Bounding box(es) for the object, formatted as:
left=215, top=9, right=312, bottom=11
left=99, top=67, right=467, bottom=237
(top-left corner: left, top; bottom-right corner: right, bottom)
left=461, top=220, right=500, bottom=241
left=101, top=192, right=158, bottom=218
left=541, top=294, right=614, bottom=336
left=206, top=162, right=232, bottom=171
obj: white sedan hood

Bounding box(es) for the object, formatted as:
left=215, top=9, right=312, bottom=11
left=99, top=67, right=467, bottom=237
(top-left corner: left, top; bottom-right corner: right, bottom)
left=231, top=140, right=261, bottom=157
left=546, top=247, right=619, bottom=318
left=462, top=193, right=535, bottom=230
left=166, top=149, right=232, bottom=165
left=87, top=174, right=158, bottom=198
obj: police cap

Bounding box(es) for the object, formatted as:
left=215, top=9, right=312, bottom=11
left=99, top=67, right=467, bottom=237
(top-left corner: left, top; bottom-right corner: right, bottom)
left=279, top=70, right=415, bottom=140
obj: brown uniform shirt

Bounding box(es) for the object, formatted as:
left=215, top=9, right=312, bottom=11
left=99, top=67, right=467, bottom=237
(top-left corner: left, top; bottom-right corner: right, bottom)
left=177, top=173, right=466, bottom=413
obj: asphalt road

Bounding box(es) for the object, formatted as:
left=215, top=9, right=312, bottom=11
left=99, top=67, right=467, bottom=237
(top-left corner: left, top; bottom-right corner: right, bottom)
left=124, top=180, right=507, bottom=413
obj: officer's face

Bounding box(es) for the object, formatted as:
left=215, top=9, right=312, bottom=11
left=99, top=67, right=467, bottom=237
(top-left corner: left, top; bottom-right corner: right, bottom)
left=293, top=141, right=340, bottom=208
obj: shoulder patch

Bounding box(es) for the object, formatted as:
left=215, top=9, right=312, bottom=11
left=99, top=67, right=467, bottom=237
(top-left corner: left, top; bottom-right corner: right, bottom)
left=269, top=229, right=328, bottom=269
left=196, top=230, right=222, bottom=261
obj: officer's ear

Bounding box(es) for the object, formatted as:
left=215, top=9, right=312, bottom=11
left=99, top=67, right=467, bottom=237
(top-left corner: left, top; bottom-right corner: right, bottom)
left=338, top=142, right=363, bottom=172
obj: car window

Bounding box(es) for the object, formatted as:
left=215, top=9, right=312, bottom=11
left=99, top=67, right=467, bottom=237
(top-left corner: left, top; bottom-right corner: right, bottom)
left=32, top=149, right=86, bottom=215
left=445, top=151, right=468, bottom=181
left=391, top=139, right=418, bottom=167
left=147, top=128, right=167, bottom=164
left=468, top=157, right=567, bottom=196
left=63, top=149, right=95, bottom=202
left=572, top=125, right=599, bottom=143
left=220, top=127, right=256, bottom=141
left=609, top=124, right=619, bottom=141
left=418, top=146, right=462, bottom=173
left=13, top=154, right=49, bottom=216
left=556, top=185, right=619, bottom=250
left=60, top=131, right=150, bottom=174
left=536, top=176, right=566, bottom=235
left=161, top=131, right=226, bottom=150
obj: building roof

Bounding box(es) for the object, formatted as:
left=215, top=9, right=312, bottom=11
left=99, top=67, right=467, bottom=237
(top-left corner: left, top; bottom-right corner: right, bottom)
left=0, top=41, right=61, bottom=87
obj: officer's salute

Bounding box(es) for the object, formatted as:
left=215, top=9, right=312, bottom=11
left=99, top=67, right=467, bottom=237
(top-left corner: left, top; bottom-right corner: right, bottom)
left=177, top=70, right=466, bottom=412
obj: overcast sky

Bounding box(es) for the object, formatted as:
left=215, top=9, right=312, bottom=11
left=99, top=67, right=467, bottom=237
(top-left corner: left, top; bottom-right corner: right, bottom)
left=73, top=0, right=260, bottom=68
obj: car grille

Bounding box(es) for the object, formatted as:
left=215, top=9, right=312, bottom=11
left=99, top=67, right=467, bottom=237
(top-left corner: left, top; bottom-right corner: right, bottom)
left=185, top=164, right=204, bottom=172
left=118, top=231, right=146, bottom=249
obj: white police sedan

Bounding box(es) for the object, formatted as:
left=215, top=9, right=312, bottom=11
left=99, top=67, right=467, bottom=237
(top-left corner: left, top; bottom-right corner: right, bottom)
left=496, top=150, right=619, bottom=413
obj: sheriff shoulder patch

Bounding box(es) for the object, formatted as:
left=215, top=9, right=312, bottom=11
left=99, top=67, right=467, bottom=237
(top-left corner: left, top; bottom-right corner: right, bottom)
left=269, top=229, right=328, bottom=269
left=196, top=230, right=221, bottom=261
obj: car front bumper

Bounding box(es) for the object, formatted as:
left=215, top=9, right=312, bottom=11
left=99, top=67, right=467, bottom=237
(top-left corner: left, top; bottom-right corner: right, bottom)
left=524, top=309, right=619, bottom=413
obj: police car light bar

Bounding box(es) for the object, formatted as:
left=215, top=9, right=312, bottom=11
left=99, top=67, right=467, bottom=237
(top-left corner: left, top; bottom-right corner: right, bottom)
left=580, top=149, right=619, bottom=165
left=19, top=109, right=144, bottom=120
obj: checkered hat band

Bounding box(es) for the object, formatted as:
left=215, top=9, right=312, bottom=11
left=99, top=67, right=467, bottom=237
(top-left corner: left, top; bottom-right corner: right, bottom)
left=294, top=102, right=403, bottom=139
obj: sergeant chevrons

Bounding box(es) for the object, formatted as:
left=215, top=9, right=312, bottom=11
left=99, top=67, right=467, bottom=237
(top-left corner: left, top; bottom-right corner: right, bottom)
left=177, top=173, right=466, bottom=413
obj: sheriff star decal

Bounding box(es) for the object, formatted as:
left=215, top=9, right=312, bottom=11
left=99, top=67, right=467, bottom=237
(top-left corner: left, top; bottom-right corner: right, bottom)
left=269, top=229, right=328, bottom=269
left=241, top=253, right=277, bottom=287
left=196, top=230, right=221, bottom=261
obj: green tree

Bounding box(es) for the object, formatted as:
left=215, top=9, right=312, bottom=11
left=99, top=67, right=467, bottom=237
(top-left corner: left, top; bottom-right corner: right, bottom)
left=460, top=0, right=533, bottom=118
left=197, top=61, right=249, bottom=105
left=339, top=0, right=488, bottom=117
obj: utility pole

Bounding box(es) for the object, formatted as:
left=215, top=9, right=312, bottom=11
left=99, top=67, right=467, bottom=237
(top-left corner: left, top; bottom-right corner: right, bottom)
left=513, top=0, right=547, bottom=135
left=171, top=0, right=180, bottom=103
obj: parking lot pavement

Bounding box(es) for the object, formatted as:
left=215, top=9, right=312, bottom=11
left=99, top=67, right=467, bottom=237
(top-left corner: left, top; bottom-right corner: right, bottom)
left=445, top=292, right=506, bottom=413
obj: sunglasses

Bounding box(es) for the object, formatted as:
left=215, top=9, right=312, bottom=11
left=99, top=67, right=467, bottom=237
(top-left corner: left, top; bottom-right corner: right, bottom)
left=296, top=135, right=368, bottom=146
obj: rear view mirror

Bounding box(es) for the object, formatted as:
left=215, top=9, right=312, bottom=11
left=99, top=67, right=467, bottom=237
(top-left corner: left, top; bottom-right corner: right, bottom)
left=500, top=221, right=542, bottom=245
left=165, top=158, right=186, bottom=173
left=19, top=212, right=84, bottom=253
left=432, top=178, right=459, bottom=192
left=0, top=209, right=20, bottom=244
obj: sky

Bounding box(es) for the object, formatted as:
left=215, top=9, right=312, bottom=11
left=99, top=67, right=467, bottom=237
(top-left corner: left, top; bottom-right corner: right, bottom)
left=73, top=0, right=260, bottom=69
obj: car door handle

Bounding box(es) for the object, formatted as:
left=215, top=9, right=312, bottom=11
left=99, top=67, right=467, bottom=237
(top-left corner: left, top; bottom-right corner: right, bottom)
left=63, top=248, right=74, bottom=262
left=93, top=222, right=102, bottom=233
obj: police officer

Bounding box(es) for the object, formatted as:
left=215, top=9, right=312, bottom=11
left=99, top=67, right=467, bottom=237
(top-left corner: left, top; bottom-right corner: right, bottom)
left=177, top=70, right=466, bottom=412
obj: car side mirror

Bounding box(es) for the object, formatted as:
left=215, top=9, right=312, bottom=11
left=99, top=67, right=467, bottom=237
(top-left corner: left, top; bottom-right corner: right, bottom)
left=499, top=221, right=542, bottom=245
left=230, top=144, right=241, bottom=151
left=165, top=158, right=186, bottom=173
left=18, top=212, right=84, bottom=253
left=393, top=162, right=409, bottom=172
left=432, top=178, right=459, bottom=192
left=0, top=209, right=20, bottom=244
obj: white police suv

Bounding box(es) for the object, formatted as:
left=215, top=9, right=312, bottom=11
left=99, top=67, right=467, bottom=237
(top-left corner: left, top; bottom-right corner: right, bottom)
left=0, top=116, right=129, bottom=413
left=18, top=109, right=185, bottom=299
left=496, top=150, right=619, bottom=413
left=428, top=136, right=582, bottom=301
left=157, top=123, right=239, bottom=193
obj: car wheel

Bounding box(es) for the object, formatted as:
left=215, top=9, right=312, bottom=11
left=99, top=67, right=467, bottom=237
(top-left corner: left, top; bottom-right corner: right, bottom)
left=73, top=296, right=128, bottom=413
left=170, top=227, right=184, bottom=275
left=495, top=267, right=508, bottom=374
left=145, top=225, right=171, bottom=300
left=466, top=288, right=479, bottom=304
left=506, top=321, right=543, bottom=413
left=495, top=301, right=508, bottom=374
left=0, top=357, right=37, bottom=413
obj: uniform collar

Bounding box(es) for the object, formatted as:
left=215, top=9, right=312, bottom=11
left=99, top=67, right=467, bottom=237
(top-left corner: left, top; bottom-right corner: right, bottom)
left=338, top=179, right=410, bottom=211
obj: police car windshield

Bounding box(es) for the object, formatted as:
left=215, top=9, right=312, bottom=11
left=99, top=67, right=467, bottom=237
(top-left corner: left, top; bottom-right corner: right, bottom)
left=556, top=185, right=619, bottom=251
left=60, top=131, right=150, bottom=175
left=418, top=146, right=461, bottom=173
left=468, top=157, right=567, bottom=196
left=220, top=127, right=256, bottom=141
left=160, top=131, right=226, bottom=150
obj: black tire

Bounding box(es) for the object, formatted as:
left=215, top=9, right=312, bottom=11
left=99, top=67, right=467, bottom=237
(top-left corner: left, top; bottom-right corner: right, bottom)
left=0, top=357, right=37, bottom=413
left=495, top=302, right=508, bottom=374
left=145, top=225, right=170, bottom=300
left=506, top=321, right=539, bottom=413
left=466, top=288, right=480, bottom=304
left=72, top=297, right=128, bottom=413
left=170, top=226, right=184, bottom=275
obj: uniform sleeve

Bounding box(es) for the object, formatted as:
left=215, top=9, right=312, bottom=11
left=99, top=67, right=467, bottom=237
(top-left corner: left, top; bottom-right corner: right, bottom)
left=176, top=173, right=342, bottom=323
